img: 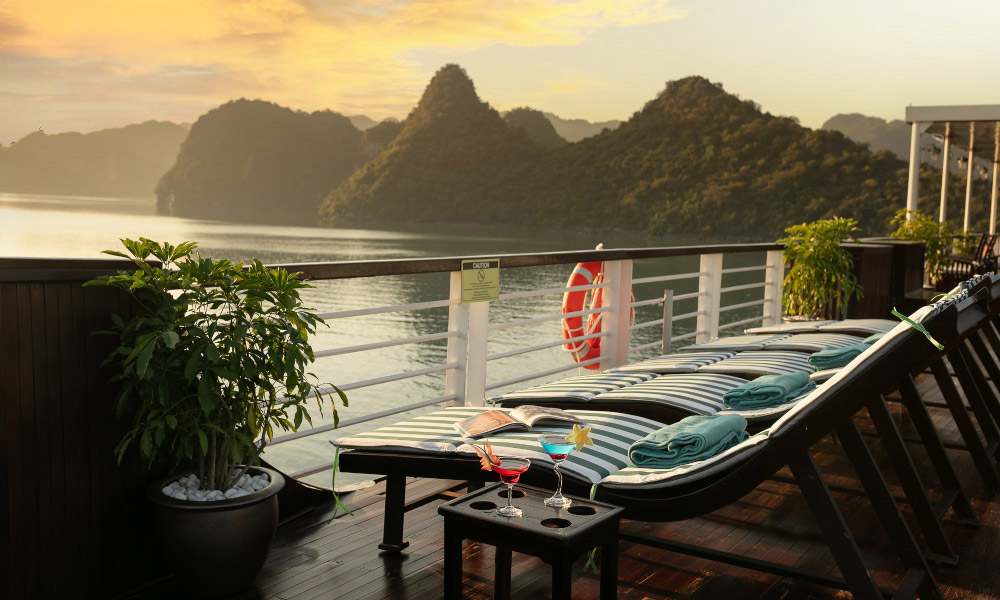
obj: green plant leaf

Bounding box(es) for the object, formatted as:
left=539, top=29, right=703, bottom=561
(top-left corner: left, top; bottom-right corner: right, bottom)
left=162, top=330, right=179, bottom=349
left=197, top=376, right=216, bottom=415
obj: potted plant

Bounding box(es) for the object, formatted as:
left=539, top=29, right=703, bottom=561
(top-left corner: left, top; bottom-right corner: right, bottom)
left=889, top=208, right=955, bottom=287
left=86, top=238, right=345, bottom=597
left=778, top=216, right=863, bottom=319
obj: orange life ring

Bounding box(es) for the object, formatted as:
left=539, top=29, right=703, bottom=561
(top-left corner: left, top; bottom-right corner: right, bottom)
left=561, top=262, right=635, bottom=370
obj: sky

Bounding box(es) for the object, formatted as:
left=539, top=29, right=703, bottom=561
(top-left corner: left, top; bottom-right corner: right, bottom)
left=2, top=0, right=1000, bottom=145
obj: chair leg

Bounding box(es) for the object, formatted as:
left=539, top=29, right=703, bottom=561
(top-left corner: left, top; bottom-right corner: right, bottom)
left=930, top=359, right=1000, bottom=489
left=834, top=420, right=943, bottom=600
left=378, top=473, right=410, bottom=552
left=955, top=343, right=1000, bottom=443
left=866, top=395, right=958, bottom=563
left=896, top=375, right=978, bottom=523
left=786, top=451, right=884, bottom=600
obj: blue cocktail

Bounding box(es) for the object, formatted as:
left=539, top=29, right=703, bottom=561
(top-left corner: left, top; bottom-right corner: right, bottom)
left=538, top=434, right=577, bottom=507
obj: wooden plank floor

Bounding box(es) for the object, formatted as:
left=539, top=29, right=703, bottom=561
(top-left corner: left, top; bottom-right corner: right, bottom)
left=136, top=373, right=1000, bottom=599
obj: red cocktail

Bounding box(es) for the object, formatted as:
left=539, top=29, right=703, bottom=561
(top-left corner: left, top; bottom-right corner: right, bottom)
left=495, top=457, right=531, bottom=517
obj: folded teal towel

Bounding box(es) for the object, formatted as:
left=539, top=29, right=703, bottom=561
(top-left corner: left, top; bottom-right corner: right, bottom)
left=722, top=371, right=816, bottom=409
left=628, top=414, right=749, bottom=468
left=807, top=343, right=871, bottom=370
left=861, top=332, right=885, bottom=344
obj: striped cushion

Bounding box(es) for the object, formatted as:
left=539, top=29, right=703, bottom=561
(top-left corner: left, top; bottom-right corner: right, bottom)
left=489, top=372, right=656, bottom=404
left=698, top=351, right=816, bottom=377
left=602, top=431, right=770, bottom=485
left=816, top=319, right=897, bottom=335
left=745, top=320, right=835, bottom=334
left=334, top=406, right=487, bottom=452
left=761, top=333, right=865, bottom=352
left=455, top=410, right=664, bottom=484
left=809, top=368, right=840, bottom=383
left=590, top=373, right=749, bottom=415
left=606, top=351, right=736, bottom=374
left=679, top=334, right=790, bottom=352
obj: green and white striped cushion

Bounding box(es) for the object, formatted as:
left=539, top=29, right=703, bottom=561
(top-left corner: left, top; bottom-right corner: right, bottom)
left=761, top=333, right=865, bottom=352
left=679, top=334, right=790, bottom=352
left=334, top=406, right=486, bottom=452
left=602, top=431, right=770, bottom=485
left=698, top=351, right=816, bottom=376
left=489, top=372, right=656, bottom=404
left=590, top=373, right=749, bottom=415
left=816, top=319, right=897, bottom=335
left=455, top=410, right=664, bottom=484
left=745, top=320, right=835, bottom=334
left=606, top=351, right=736, bottom=374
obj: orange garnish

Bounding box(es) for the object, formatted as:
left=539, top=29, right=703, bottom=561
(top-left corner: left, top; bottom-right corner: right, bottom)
left=472, top=440, right=500, bottom=471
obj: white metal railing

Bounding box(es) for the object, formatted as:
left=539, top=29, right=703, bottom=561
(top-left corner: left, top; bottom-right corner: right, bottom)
left=265, top=245, right=785, bottom=481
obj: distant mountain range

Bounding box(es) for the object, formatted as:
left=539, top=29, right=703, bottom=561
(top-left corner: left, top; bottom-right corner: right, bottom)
left=0, top=121, right=188, bottom=198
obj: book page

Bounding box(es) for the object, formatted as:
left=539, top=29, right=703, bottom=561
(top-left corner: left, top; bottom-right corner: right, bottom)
left=507, top=405, right=582, bottom=428
left=454, top=410, right=524, bottom=438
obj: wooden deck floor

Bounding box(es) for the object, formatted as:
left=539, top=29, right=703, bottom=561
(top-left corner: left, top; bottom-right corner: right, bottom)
left=136, top=375, right=1000, bottom=599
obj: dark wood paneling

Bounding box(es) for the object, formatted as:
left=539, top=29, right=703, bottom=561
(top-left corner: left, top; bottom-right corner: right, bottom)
left=844, top=244, right=894, bottom=319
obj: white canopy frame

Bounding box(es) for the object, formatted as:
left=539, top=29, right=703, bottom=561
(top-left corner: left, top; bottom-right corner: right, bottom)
left=905, top=105, right=1000, bottom=234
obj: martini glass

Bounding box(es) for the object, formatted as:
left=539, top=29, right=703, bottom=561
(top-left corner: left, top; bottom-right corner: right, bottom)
left=538, top=434, right=576, bottom=508
left=493, top=457, right=531, bottom=517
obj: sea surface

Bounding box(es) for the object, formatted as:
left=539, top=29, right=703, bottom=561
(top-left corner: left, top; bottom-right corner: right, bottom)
left=1, top=193, right=768, bottom=488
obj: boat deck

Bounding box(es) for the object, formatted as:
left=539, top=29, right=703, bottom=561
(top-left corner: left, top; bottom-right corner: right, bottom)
left=133, top=375, right=1000, bottom=599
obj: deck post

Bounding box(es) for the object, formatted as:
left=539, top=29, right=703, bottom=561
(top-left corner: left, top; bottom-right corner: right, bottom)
left=763, top=249, right=784, bottom=326
left=940, top=122, right=951, bottom=222
left=445, top=271, right=469, bottom=407
left=906, top=121, right=925, bottom=216
left=964, top=122, right=976, bottom=233
left=598, top=259, right=632, bottom=370
left=696, top=253, right=723, bottom=343
left=465, top=300, right=489, bottom=406
left=661, top=289, right=674, bottom=354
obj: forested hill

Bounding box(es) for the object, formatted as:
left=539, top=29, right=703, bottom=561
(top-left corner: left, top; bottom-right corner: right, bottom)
left=156, top=99, right=400, bottom=221
left=0, top=121, right=187, bottom=198
left=322, top=70, right=910, bottom=238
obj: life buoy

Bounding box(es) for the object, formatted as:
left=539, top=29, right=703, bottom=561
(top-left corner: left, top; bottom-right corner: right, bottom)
left=561, top=262, right=635, bottom=370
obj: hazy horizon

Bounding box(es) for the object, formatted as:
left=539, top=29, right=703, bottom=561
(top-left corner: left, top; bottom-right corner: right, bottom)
left=3, top=0, right=1000, bottom=145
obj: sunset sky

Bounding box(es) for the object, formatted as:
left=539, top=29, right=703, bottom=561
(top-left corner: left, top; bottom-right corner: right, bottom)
left=2, top=0, right=999, bottom=145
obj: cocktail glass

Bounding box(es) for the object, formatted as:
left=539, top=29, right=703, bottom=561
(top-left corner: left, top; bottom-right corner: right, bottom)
left=538, top=434, right=576, bottom=508
left=493, top=457, right=531, bottom=517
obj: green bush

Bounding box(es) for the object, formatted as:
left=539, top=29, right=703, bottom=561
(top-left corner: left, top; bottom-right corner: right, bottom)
left=778, top=216, right=863, bottom=319
left=890, top=209, right=954, bottom=285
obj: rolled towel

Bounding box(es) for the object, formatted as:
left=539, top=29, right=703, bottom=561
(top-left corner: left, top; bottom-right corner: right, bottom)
left=722, top=371, right=816, bottom=409
left=861, top=332, right=885, bottom=344
left=807, top=343, right=871, bottom=370
left=628, top=414, right=749, bottom=468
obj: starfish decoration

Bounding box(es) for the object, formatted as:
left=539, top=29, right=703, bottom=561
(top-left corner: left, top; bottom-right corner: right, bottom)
left=472, top=440, right=500, bottom=471
left=565, top=424, right=593, bottom=452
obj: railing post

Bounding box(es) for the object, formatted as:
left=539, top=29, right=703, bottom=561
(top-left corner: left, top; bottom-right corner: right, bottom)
left=465, top=300, right=490, bottom=406
left=598, top=259, right=633, bottom=371
left=661, top=289, right=674, bottom=354
left=763, top=249, right=785, bottom=326
left=696, top=253, right=723, bottom=343
left=445, top=272, right=469, bottom=407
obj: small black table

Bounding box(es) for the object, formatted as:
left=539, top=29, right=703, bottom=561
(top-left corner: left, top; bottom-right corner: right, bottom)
left=438, top=483, right=623, bottom=599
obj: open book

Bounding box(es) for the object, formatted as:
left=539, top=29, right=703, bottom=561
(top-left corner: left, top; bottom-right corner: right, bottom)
left=454, top=405, right=583, bottom=439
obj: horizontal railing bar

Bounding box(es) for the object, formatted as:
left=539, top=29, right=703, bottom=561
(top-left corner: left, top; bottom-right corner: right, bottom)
left=632, top=272, right=703, bottom=285
left=629, top=339, right=664, bottom=353
left=672, top=330, right=703, bottom=342
left=630, top=318, right=664, bottom=331
left=489, top=305, right=609, bottom=332
left=631, top=297, right=666, bottom=308
left=487, top=356, right=603, bottom=392
left=721, top=265, right=767, bottom=275
left=273, top=393, right=459, bottom=447
left=674, top=291, right=702, bottom=302
left=718, top=315, right=767, bottom=332
left=719, top=298, right=767, bottom=313
left=486, top=331, right=605, bottom=362
left=314, top=330, right=458, bottom=358
left=673, top=310, right=704, bottom=321
left=288, top=462, right=333, bottom=479
left=720, top=282, right=765, bottom=294
left=318, top=298, right=452, bottom=320
left=498, top=281, right=610, bottom=301
left=338, top=362, right=459, bottom=392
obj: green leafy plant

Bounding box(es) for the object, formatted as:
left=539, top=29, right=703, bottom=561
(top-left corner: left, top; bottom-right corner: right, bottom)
left=778, top=216, right=863, bottom=319
left=889, top=209, right=955, bottom=285
left=85, top=238, right=346, bottom=491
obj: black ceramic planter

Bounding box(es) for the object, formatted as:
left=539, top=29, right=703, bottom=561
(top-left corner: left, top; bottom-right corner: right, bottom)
left=147, top=466, right=285, bottom=598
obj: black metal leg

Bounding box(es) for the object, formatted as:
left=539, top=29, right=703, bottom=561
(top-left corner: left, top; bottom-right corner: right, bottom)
left=600, top=541, right=619, bottom=599
left=866, top=394, right=959, bottom=563
left=444, top=524, right=463, bottom=600
left=897, top=375, right=978, bottom=523
left=786, top=451, right=883, bottom=600
left=494, top=544, right=512, bottom=600
left=551, top=551, right=572, bottom=600
left=378, top=473, right=410, bottom=552
left=834, top=420, right=943, bottom=600
left=930, top=359, right=1000, bottom=489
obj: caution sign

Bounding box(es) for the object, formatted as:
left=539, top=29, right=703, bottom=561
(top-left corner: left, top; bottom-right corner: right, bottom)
left=461, top=259, right=499, bottom=303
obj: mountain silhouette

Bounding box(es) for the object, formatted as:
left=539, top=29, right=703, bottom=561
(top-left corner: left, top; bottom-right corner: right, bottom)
left=542, top=112, right=622, bottom=142
left=504, top=108, right=567, bottom=148
left=0, top=121, right=187, bottom=198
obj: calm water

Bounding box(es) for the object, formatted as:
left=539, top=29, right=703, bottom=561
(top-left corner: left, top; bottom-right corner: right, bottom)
left=1, top=193, right=768, bottom=488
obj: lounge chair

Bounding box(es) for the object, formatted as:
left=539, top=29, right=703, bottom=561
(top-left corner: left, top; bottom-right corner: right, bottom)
left=336, top=289, right=989, bottom=599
